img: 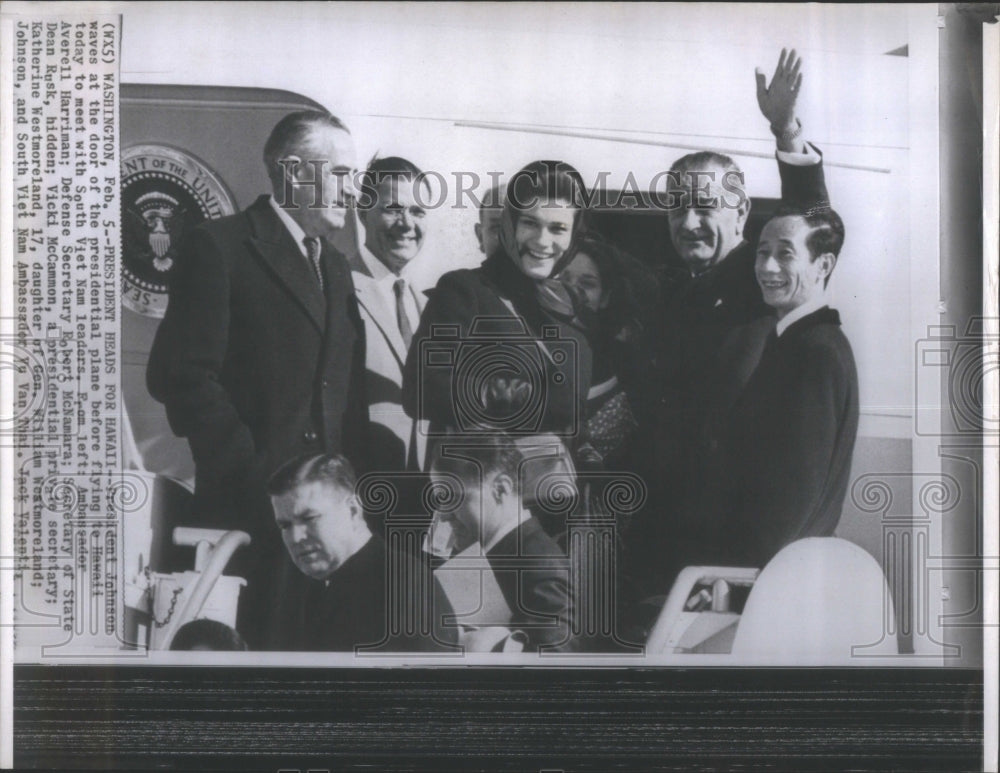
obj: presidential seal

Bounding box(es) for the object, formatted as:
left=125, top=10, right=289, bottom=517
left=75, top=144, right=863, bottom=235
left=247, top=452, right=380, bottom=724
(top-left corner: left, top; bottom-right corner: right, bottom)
left=121, top=144, right=236, bottom=317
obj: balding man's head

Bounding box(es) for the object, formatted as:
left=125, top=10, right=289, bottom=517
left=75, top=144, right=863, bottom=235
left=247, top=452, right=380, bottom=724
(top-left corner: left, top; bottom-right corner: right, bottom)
left=666, top=151, right=750, bottom=274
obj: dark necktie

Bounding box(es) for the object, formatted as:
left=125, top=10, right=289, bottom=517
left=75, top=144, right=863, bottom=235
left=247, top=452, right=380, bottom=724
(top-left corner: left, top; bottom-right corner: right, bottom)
left=303, top=236, right=324, bottom=292
left=762, top=321, right=779, bottom=354
left=393, top=277, right=414, bottom=350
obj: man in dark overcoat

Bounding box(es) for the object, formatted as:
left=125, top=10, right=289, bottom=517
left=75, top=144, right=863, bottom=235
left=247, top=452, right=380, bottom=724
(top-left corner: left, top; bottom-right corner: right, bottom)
left=147, top=110, right=369, bottom=648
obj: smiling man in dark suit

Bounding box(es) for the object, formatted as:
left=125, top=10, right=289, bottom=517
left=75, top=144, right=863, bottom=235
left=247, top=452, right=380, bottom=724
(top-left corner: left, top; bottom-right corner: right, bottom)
left=726, top=206, right=857, bottom=562
left=147, top=110, right=369, bottom=648
left=665, top=206, right=858, bottom=579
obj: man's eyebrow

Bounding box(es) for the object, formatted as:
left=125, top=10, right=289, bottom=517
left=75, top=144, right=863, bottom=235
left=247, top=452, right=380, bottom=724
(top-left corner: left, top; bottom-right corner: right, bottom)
left=277, top=507, right=319, bottom=523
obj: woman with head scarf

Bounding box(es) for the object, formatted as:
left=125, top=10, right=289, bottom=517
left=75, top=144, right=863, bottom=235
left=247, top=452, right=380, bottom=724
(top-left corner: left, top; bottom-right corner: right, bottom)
left=402, top=160, right=594, bottom=449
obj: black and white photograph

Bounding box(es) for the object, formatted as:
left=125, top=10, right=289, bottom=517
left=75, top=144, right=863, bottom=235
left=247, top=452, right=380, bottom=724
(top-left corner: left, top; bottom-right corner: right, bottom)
left=1, top=2, right=996, bottom=770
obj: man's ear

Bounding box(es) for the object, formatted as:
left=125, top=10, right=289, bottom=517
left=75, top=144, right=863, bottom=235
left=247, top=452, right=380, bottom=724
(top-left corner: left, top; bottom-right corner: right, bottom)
left=491, top=473, right=513, bottom=503
left=346, top=494, right=363, bottom=523
left=474, top=222, right=484, bottom=252
left=269, top=495, right=283, bottom=524
left=283, top=154, right=304, bottom=184
left=736, top=194, right=752, bottom=234
left=816, top=252, right=836, bottom=283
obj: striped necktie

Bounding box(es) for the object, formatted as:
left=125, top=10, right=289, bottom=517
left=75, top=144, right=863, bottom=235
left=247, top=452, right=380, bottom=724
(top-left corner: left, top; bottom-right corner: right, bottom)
left=303, top=236, right=324, bottom=292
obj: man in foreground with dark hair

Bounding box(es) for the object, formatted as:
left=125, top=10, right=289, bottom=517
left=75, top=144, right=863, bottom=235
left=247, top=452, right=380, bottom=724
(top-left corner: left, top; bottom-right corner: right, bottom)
left=429, top=435, right=581, bottom=653
left=268, top=453, right=457, bottom=652
left=673, top=206, right=858, bottom=575
left=147, top=109, right=369, bottom=648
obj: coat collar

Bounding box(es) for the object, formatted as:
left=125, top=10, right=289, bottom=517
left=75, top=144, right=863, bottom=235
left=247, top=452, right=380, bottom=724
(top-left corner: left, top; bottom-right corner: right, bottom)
left=351, top=269, right=409, bottom=365
left=485, top=514, right=546, bottom=557
left=662, top=240, right=752, bottom=289
left=778, top=305, right=841, bottom=338
left=776, top=296, right=829, bottom=337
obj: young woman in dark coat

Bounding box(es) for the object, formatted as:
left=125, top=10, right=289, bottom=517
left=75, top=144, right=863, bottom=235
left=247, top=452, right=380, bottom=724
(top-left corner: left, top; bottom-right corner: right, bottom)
left=403, top=160, right=595, bottom=459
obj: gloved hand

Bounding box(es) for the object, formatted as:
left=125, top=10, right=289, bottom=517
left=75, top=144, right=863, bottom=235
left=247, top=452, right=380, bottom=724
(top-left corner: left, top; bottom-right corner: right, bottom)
left=481, top=375, right=532, bottom=417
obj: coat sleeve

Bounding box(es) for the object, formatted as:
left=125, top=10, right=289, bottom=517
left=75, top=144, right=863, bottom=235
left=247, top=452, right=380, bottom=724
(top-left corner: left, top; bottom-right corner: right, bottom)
left=520, top=566, right=583, bottom=653
left=403, top=270, right=589, bottom=437
left=340, top=279, right=374, bottom=474
left=402, top=271, right=479, bottom=428
left=146, top=226, right=257, bottom=485
left=777, top=142, right=830, bottom=211
left=734, top=343, right=849, bottom=565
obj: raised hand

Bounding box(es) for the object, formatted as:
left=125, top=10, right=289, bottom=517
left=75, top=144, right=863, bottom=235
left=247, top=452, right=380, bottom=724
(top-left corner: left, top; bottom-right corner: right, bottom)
left=755, top=48, right=803, bottom=135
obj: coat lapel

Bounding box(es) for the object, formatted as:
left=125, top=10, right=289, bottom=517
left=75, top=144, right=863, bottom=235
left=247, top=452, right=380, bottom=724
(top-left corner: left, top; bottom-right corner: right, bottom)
left=352, top=270, right=409, bottom=368
left=245, top=197, right=326, bottom=333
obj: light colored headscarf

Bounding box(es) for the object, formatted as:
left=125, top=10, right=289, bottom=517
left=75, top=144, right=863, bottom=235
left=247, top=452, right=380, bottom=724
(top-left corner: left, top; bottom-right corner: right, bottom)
left=496, top=160, right=589, bottom=319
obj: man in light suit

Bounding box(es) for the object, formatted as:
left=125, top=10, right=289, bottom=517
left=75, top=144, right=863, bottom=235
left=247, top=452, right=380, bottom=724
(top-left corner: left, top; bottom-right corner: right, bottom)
left=147, top=110, right=369, bottom=648
left=352, top=156, right=439, bottom=476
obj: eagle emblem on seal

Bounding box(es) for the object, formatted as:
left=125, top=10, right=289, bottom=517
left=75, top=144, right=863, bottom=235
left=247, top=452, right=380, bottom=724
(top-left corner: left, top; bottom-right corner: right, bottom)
left=125, top=192, right=188, bottom=273
left=121, top=144, right=235, bottom=317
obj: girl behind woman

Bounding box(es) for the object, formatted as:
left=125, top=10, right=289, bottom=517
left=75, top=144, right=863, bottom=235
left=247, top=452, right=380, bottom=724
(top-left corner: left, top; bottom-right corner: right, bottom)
left=560, top=235, right=655, bottom=472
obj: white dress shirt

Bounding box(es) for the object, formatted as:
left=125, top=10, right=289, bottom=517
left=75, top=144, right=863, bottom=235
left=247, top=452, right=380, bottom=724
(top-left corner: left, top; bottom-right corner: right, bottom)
left=358, top=246, right=423, bottom=332
left=776, top=293, right=829, bottom=337
left=775, top=142, right=822, bottom=167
